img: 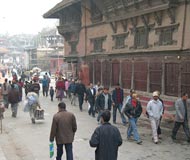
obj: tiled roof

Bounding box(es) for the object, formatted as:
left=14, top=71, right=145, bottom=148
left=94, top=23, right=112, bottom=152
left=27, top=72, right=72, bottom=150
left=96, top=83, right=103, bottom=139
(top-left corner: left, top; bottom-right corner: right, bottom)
left=43, top=0, right=81, bottom=18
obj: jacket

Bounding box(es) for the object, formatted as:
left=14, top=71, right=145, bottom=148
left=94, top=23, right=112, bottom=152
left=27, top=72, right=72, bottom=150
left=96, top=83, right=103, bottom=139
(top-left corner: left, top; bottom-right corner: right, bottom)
left=68, top=83, right=77, bottom=93
left=95, top=93, right=112, bottom=111
left=75, top=83, right=86, bottom=95
left=175, top=98, right=189, bottom=122
left=89, top=122, right=122, bottom=160
left=30, top=83, right=40, bottom=94
left=49, top=109, right=77, bottom=144
left=86, top=88, right=96, bottom=104
left=124, top=100, right=142, bottom=118
left=8, top=88, right=20, bottom=104
left=1, top=82, right=10, bottom=95
left=147, top=99, right=163, bottom=120
left=112, top=88, right=124, bottom=104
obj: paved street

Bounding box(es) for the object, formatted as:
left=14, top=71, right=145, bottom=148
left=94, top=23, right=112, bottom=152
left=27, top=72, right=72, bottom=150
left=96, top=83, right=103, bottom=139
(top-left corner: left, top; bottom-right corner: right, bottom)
left=0, top=82, right=190, bottom=160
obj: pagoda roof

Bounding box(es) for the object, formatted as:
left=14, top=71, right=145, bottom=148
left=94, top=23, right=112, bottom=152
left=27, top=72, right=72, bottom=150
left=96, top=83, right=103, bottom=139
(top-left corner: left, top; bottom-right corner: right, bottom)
left=43, top=0, right=81, bottom=19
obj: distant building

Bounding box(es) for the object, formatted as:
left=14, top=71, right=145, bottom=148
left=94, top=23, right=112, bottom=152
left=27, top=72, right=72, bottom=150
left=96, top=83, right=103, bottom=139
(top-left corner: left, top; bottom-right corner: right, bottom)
left=44, top=0, right=190, bottom=98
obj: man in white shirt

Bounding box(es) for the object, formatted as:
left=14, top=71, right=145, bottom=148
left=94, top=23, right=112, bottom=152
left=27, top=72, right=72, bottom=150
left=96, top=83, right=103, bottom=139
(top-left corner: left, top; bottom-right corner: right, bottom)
left=147, top=91, right=163, bottom=144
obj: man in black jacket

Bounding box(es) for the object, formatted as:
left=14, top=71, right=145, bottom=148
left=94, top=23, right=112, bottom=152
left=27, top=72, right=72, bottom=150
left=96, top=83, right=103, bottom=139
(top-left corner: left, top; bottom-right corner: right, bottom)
left=75, top=79, right=86, bottom=111
left=95, top=86, right=112, bottom=122
left=86, top=83, right=96, bottom=117
left=89, top=110, right=122, bottom=160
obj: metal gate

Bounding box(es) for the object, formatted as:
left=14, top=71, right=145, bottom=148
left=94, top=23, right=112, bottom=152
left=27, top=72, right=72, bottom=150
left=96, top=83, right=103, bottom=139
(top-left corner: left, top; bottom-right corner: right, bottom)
left=165, top=63, right=179, bottom=96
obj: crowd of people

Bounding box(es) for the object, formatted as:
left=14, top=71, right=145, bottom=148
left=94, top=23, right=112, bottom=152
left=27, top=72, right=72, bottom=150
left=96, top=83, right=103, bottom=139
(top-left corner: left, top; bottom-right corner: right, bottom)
left=49, top=78, right=190, bottom=160
left=0, top=72, right=189, bottom=160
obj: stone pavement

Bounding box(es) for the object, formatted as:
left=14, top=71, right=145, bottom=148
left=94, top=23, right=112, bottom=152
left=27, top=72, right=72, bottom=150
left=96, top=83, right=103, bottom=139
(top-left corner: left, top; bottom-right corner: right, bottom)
left=0, top=87, right=190, bottom=159
left=0, top=146, right=6, bottom=160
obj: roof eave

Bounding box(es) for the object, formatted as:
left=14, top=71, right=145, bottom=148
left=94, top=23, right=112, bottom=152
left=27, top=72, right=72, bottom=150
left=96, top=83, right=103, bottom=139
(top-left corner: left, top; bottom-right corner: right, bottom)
left=43, top=0, right=81, bottom=19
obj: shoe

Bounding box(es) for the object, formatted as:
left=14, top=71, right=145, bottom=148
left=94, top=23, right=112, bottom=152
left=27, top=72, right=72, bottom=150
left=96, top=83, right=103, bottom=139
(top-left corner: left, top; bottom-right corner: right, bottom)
left=158, top=135, right=162, bottom=139
left=187, top=139, right=190, bottom=143
left=127, top=136, right=132, bottom=141
left=31, top=118, right=35, bottom=124
left=171, top=135, right=176, bottom=140
left=154, top=141, right=158, bottom=144
left=137, top=140, right=142, bottom=144
left=122, top=123, right=127, bottom=126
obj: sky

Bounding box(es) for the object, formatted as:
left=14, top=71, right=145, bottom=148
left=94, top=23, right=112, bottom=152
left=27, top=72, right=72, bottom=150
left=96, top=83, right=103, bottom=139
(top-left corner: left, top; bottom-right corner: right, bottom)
left=0, top=0, right=61, bottom=35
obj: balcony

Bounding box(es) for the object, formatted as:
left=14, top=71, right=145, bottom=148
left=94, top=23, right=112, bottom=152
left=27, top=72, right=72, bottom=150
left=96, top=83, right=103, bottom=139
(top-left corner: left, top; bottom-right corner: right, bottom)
left=57, top=22, right=81, bottom=36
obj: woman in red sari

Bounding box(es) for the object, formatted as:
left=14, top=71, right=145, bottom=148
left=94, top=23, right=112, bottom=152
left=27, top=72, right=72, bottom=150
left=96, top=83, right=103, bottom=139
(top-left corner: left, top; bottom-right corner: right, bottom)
left=55, top=77, right=65, bottom=101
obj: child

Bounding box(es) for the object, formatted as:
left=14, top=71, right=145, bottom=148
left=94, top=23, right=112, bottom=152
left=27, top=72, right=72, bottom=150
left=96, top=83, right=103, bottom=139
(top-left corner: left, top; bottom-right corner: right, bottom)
left=49, top=86, right=55, bottom=101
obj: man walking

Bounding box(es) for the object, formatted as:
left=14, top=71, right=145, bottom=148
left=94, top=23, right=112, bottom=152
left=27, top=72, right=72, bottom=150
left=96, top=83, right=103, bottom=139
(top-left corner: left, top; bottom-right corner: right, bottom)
left=95, top=86, right=112, bottom=122
left=50, top=102, right=77, bottom=160
left=112, top=83, right=127, bottom=125
left=42, top=75, right=48, bottom=97
left=89, top=110, right=122, bottom=160
left=123, top=93, right=142, bottom=144
left=86, top=82, right=96, bottom=117
left=8, top=84, right=20, bottom=117
left=68, top=80, right=77, bottom=106
left=146, top=91, right=163, bottom=144
left=30, top=79, right=40, bottom=96
left=171, top=93, right=190, bottom=143
left=1, top=78, right=10, bottom=108
left=75, top=79, right=86, bottom=111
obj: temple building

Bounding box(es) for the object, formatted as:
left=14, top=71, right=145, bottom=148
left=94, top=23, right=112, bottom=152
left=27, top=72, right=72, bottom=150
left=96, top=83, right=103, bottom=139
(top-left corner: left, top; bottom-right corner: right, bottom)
left=44, top=0, right=190, bottom=99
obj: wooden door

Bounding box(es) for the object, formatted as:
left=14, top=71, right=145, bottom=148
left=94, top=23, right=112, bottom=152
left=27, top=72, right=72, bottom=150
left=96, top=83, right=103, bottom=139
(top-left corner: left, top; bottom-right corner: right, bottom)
left=112, top=60, right=120, bottom=86
left=102, top=60, right=111, bottom=87
left=149, top=62, right=162, bottom=92
left=134, top=61, right=147, bottom=91
left=121, top=60, right=132, bottom=89
left=94, top=60, right=101, bottom=84
left=165, top=63, right=179, bottom=96
left=181, top=62, right=190, bottom=96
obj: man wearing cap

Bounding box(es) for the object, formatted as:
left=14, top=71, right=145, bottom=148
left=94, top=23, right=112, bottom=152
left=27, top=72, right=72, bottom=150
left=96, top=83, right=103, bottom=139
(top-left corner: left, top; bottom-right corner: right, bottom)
left=49, top=102, right=77, bottom=160
left=147, top=91, right=163, bottom=144
left=171, top=93, right=190, bottom=143
left=89, top=110, right=122, bottom=160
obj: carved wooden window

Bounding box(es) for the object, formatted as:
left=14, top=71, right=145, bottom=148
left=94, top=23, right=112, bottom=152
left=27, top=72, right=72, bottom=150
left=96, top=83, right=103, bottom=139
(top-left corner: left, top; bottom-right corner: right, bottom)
left=90, top=0, right=103, bottom=23
left=155, top=24, right=179, bottom=46
left=135, top=27, right=148, bottom=49
left=159, top=29, right=173, bottom=45
left=91, top=36, right=107, bottom=53
left=112, top=33, right=128, bottom=49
